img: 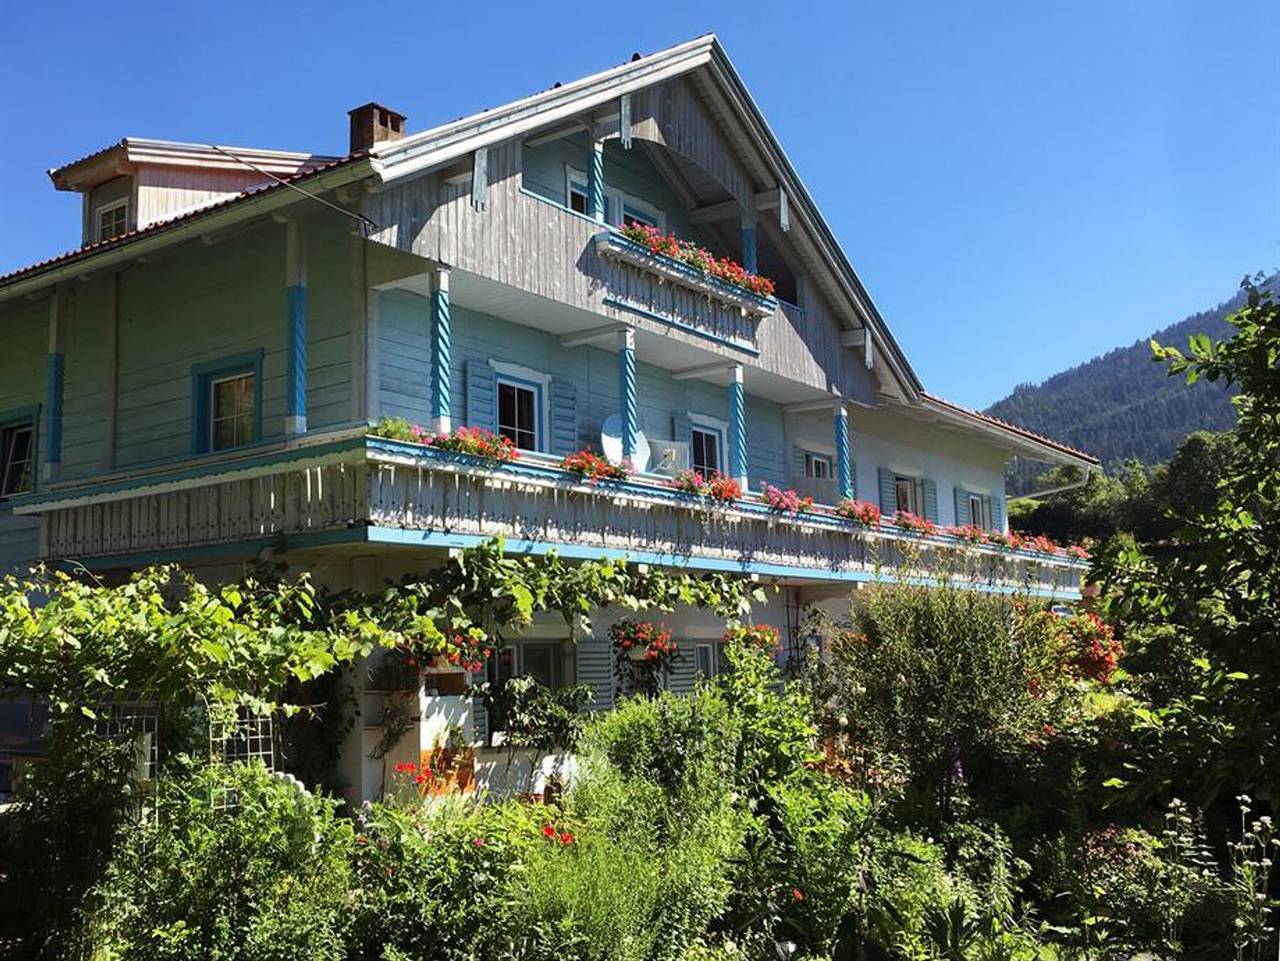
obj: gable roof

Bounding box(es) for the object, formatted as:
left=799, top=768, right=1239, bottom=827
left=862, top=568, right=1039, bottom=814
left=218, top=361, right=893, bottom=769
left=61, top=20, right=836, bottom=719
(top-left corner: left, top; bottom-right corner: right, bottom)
left=366, top=34, right=923, bottom=403
left=0, top=36, right=1095, bottom=469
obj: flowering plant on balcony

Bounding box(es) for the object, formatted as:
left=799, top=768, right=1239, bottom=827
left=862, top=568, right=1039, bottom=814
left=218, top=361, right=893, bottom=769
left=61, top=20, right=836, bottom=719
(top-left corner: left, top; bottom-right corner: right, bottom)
left=724, top=622, right=780, bottom=652
left=892, top=510, right=936, bottom=536
left=1065, top=544, right=1090, bottom=561
left=370, top=418, right=519, bottom=463
left=944, top=524, right=988, bottom=545
left=610, top=619, right=677, bottom=698
left=560, top=448, right=629, bottom=483
left=669, top=469, right=740, bottom=503
left=984, top=529, right=1020, bottom=550
left=620, top=223, right=777, bottom=298
left=835, top=498, right=881, bottom=527
left=761, top=484, right=814, bottom=515
left=707, top=472, right=742, bottom=502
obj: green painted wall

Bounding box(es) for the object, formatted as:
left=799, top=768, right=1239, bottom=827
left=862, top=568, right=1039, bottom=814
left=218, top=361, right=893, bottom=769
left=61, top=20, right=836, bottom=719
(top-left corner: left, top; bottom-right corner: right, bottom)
left=0, top=298, right=47, bottom=571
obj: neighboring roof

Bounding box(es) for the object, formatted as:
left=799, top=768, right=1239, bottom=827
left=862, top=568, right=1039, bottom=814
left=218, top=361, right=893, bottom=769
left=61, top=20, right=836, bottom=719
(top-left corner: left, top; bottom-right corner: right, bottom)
left=0, top=154, right=369, bottom=294
left=49, top=137, right=341, bottom=191
left=921, top=393, right=1100, bottom=467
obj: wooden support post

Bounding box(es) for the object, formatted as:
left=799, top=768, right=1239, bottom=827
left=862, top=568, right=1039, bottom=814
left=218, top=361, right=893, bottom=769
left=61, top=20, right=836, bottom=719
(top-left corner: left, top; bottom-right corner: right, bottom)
left=284, top=220, right=308, bottom=436
left=834, top=400, right=853, bottom=500
left=587, top=135, right=606, bottom=223
left=42, top=289, right=64, bottom=484
left=619, top=327, right=637, bottom=466
left=729, top=364, right=747, bottom=488
left=740, top=209, right=758, bottom=275
left=431, top=265, right=452, bottom=434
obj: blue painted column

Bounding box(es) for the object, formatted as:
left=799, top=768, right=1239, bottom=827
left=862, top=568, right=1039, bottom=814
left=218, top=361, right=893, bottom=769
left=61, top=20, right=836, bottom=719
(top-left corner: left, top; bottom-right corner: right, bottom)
left=834, top=400, right=853, bottom=500
left=587, top=136, right=606, bottom=223
left=619, top=327, right=637, bottom=466
left=431, top=265, right=452, bottom=434
left=729, top=364, right=747, bottom=488
left=42, top=291, right=63, bottom=484
left=740, top=212, right=758, bottom=275
left=284, top=221, right=308, bottom=436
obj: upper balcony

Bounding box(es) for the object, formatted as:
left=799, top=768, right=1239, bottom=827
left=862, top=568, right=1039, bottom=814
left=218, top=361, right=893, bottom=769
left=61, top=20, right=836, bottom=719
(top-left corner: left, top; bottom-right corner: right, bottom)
left=11, top=430, right=1087, bottom=599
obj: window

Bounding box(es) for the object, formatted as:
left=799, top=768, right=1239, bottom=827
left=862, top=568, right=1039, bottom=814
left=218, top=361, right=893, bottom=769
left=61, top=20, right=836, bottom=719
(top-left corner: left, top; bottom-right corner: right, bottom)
left=691, top=426, right=722, bottom=476
left=496, top=378, right=540, bottom=452
left=193, top=351, right=263, bottom=454
left=489, top=641, right=567, bottom=689
left=209, top=372, right=256, bottom=451
left=694, top=642, right=726, bottom=679
left=0, top=756, right=13, bottom=802
left=804, top=452, right=832, bottom=479
left=895, top=475, right=923, bottom=515
left=969, top=493, right=991, bottom=529
left=1, top=420, right=35, bottom=498
left=96, top=200, right=128, bottom=242
left=565, top=166, right=664, bottom=230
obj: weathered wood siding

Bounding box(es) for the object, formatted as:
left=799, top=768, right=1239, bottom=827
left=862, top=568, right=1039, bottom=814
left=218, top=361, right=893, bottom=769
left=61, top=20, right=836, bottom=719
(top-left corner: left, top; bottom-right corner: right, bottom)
left=364, top=78, right=859, bottom=397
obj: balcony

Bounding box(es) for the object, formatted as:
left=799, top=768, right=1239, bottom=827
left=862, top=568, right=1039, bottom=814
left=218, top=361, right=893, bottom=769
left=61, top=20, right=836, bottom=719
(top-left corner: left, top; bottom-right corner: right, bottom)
left=13, top=431, right=1087, bottom=599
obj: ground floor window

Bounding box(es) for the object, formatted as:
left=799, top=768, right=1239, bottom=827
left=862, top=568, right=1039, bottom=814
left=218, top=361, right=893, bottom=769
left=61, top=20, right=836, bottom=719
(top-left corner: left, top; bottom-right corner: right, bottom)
left=694, top=641, right=728, bottom=679
left=489, top=640, right=569, bottom=690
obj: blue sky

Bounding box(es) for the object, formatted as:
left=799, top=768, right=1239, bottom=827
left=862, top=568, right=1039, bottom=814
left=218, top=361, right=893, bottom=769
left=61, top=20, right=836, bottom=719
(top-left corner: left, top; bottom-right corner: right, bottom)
left=2, top=1, right=1276, bottom=408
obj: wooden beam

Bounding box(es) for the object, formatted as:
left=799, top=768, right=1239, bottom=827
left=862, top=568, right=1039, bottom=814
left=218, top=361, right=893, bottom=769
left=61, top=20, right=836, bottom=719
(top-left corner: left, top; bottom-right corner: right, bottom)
left=672, top=361, right=740, bottom=381
left=689, top=199, right=742, bottom=225
left=560, top=322, right=631, bottom=349
left=784, top=396, right=843, bottom=415
left=840, top=329, right=866, bottom=348
left=523, top=118, right=589, bottom=149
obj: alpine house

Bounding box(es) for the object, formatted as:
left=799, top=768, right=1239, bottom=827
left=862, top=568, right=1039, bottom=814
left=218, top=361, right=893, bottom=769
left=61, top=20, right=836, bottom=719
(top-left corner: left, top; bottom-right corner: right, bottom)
left=0, top=35, right=1097, bottom=802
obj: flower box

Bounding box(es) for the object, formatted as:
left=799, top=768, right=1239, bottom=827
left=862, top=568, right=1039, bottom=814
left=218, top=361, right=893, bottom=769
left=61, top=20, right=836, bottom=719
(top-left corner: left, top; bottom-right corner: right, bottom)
left=593, top=231, right=777, bottom=318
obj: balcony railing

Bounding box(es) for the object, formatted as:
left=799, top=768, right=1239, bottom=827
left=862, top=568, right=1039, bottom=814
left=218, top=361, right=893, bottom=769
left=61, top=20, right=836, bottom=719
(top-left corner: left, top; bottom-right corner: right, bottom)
left=14, top=432, right=1086, bottom=599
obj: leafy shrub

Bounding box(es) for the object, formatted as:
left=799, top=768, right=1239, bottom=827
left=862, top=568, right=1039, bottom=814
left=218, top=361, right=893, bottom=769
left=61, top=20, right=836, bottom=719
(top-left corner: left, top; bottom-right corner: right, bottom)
left=88, top=762, right=352, bottom=961
left=346, top=796, right=535, bottom=961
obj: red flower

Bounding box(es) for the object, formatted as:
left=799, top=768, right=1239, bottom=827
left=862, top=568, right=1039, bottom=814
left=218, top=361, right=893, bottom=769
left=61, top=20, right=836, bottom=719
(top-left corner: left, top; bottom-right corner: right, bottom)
left=473, top=837, right=485, bottom=847
left=393, top=761, right=417, bottom=774
left=792, top=888, right=805, bottom=901
left=559, top=831, right=575, bottom=845
left=542, top=824, right=557, bottom=840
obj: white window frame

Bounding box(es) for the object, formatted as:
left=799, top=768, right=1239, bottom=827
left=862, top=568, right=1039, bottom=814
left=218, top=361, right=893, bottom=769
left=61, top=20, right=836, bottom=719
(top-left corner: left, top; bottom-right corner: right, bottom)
left=489, top=360, right=551, bottom=453
left=565, top=165, right=666, bottom=231
left=95, top=199, right=128, bottom=242
left=891, top=469, right=925, bottom=516
left=689, top=413, right=728, bottom=477
left=804, top=451, right=833, bottom=480
left=694, top=642, right=725, bottom=679
left=208, top=371, right=257, bottom=452
left=968, top=492, right=991, bottom=529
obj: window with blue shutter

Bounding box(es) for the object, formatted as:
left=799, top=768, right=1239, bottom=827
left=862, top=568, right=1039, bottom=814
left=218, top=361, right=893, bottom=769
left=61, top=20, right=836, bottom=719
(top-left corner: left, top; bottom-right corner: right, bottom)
left=465, top=360, right=496, bottom=433
left=575, top=638, right=615, bottom=712
left=549, top=380, right=578, bottom=455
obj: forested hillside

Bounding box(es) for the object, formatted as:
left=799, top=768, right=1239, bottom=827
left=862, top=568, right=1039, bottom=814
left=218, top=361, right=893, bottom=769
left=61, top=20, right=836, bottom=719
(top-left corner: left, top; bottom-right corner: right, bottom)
left=986, top=281, right=1262, bottom=492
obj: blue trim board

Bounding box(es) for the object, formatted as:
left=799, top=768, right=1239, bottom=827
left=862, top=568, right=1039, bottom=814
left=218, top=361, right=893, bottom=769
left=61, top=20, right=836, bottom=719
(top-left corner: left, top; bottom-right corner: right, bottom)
left=191, top=349, right=265, bottom=454
left=602, top=297, right=761, bottom=357
left=286, top=285, right=307, bottom=421
left=43, top=352, right=63, bottom=466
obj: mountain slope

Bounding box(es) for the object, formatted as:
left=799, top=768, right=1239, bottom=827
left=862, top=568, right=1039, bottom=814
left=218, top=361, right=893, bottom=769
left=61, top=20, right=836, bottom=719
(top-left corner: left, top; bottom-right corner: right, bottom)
left=985, top=284, right=1254, bottom=492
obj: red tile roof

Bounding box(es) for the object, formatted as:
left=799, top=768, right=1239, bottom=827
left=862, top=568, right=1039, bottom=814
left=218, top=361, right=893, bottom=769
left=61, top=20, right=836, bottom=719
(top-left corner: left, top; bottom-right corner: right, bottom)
left=922, top=392, right=1100, bottom=464
left=1, top=153, right=362, bottom=288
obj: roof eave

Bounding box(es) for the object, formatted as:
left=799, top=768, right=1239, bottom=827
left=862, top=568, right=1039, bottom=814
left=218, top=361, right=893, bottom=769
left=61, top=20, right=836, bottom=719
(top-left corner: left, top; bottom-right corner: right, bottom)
left=920, top=396, right=1099, bottom=469
left=2, top=157, right=374, bottom=303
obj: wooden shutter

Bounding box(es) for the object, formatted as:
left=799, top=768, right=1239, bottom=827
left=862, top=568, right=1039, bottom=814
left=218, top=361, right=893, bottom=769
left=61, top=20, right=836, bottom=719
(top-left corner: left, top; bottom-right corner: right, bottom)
left=878, top=467, right=896, bottom=515
left=791, top=445, right=807, bottom=485
left=575, top=638, right=615, bottom=713
left=465, top=360, right=495, bottom=431
left=472, top=691, right=488, bottom=746
left=667, top=649, right=698, bottom=696
left=550, top=380, right=578, bottom=456
left=991, top=493, right=1006, bottom=532
left=954, top=487, right=971, bottom=526
left=922, top=479, right=939, bottom=522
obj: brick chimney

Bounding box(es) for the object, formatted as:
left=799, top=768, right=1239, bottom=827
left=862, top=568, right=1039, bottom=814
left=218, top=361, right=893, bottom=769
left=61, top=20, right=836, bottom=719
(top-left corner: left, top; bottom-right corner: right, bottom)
left=348, top=102, right=406, bottom=155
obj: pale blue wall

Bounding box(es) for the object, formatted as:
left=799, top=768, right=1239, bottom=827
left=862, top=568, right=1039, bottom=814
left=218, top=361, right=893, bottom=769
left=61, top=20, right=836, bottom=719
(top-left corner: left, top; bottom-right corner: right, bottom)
left=385, top=299, right=790, bottom=490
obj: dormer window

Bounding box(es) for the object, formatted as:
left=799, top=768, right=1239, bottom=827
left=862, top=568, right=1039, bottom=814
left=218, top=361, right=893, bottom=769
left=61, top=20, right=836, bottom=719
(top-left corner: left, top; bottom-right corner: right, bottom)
left=96, top=200, right=128, bottom=242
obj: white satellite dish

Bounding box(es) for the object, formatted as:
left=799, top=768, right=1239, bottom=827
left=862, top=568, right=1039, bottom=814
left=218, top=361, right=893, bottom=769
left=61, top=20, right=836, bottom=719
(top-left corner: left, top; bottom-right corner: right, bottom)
left=601, top=414, right=650, bottom=472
